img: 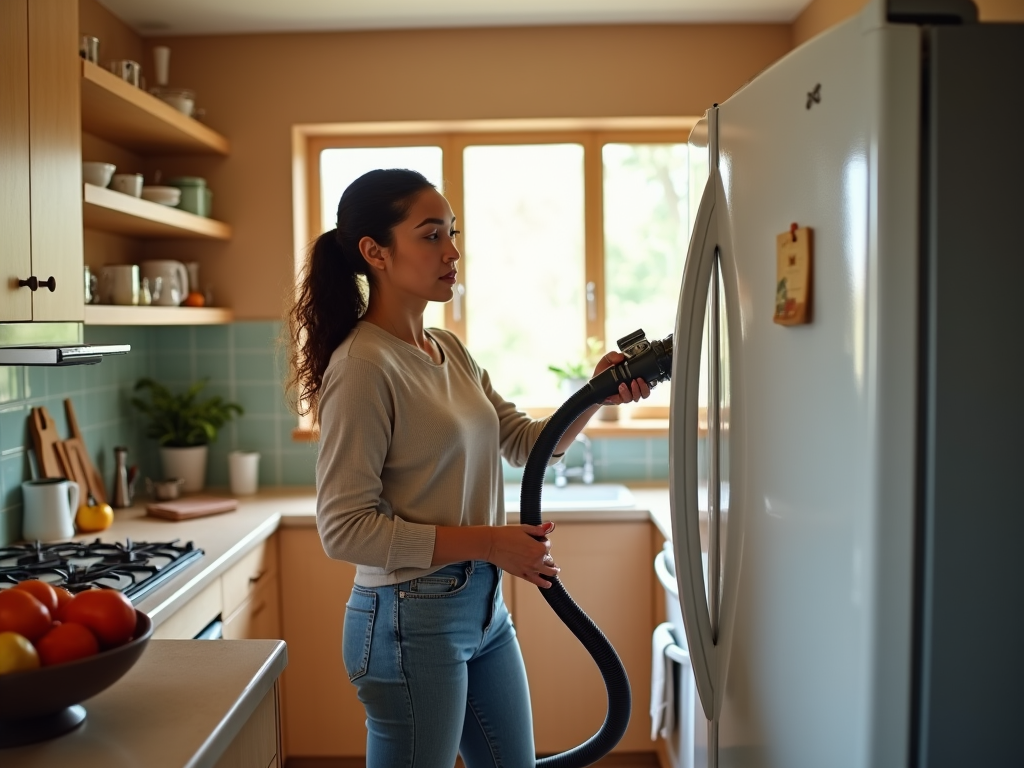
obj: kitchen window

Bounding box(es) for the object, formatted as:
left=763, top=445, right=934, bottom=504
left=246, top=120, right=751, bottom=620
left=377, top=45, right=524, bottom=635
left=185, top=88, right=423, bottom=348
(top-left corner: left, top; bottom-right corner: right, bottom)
left=295, top=119, right=697, bottom=429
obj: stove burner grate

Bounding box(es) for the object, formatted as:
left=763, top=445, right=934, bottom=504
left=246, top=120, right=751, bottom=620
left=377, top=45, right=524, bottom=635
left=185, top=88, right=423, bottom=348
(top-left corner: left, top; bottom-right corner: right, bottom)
left=0, top=538, right=204, bottom=604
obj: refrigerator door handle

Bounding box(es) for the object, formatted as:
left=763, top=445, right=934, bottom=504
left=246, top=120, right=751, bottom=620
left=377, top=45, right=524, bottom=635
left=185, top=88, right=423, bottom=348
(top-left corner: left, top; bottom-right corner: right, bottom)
left=669, top=118, right=722, bottom=723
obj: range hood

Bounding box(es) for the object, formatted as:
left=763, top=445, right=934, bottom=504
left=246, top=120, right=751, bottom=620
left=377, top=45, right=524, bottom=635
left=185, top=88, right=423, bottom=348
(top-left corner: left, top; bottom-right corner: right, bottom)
left=0, top=323, right=130, bottom=366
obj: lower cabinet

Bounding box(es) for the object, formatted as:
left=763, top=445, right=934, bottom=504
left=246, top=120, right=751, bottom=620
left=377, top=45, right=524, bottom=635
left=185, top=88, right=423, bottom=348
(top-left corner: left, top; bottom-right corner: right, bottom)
left=278, top=527, right=366, bottom=757
left=513, top=520, right=655, bottom=755
left=151, top=533, right=281, bottom=641
left=222, top=574, right=281, bottom=640
left=214, top=682, right=282, bottom=768
left=278, top=520, right=655, bottom=759
left=151, top=578, right=223, bottom=640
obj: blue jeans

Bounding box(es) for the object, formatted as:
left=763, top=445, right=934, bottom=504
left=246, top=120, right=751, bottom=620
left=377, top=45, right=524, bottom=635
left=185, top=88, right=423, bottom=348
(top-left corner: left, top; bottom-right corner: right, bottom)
left=343, top=561, right=537, bottom=768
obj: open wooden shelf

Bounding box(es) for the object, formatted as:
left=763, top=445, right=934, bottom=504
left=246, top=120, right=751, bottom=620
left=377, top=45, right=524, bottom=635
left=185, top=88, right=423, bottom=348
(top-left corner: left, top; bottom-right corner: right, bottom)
left=80, top=60, right=229, bottom=155
left=82, top=183, right=232, bottom=239
left=84, top=305, right=234, bottom=325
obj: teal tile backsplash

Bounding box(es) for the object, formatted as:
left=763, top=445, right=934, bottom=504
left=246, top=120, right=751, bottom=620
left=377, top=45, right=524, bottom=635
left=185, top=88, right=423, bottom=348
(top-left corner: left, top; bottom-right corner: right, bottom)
left=0, top=320, right=668, bottom=545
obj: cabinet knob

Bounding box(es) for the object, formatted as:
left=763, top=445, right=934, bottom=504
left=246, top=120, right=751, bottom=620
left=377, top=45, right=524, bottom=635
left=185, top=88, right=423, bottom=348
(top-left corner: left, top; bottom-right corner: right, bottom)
left=16, top=276, right=56, bottom=292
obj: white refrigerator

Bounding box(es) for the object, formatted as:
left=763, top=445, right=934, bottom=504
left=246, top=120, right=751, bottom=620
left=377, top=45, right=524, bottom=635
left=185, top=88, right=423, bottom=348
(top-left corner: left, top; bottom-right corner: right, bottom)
left=667, top=1, right=1024, bottom=766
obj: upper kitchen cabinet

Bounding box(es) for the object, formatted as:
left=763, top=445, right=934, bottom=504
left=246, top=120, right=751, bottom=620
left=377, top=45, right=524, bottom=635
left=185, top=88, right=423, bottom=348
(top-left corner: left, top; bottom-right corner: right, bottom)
left=1, top=0, right=85, bottom=323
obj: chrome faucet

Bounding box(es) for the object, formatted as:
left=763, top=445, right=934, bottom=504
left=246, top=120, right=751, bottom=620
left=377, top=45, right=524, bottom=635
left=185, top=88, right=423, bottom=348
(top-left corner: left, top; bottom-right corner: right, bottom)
left=553, top=433, right=594, bottom=487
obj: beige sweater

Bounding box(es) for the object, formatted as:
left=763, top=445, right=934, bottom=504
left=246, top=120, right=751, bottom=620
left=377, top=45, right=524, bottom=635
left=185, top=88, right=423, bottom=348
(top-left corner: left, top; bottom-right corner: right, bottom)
left=316, top=321, right=552, bottom=587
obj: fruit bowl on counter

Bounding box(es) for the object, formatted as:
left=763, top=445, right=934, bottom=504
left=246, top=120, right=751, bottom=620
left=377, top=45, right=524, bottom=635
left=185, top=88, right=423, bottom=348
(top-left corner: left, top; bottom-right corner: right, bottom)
left=0, top=589, right=153, bottom=748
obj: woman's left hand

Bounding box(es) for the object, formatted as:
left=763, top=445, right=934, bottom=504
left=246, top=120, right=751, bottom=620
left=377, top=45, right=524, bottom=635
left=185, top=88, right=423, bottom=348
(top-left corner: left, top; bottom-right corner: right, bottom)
left=593, top=351, right=653, bottom=405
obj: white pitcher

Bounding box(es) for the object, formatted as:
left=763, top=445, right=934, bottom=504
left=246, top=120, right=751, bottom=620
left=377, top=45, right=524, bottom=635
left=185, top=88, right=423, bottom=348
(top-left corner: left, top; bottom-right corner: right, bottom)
left=140, top=260, right=189, bottom=306
left=22, top=478, right=80, bottom=541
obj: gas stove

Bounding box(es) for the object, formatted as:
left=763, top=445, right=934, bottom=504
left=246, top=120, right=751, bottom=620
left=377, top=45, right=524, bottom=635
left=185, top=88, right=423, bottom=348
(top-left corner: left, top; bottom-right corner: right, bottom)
left=0, top=539, right=204, bottom=604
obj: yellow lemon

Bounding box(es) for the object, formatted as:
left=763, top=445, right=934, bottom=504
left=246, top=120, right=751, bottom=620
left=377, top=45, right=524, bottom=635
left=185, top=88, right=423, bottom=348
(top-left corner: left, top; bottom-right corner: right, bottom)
left=0, top=631, right=41, bottom=674
left=76, top=502, right=114, bottom=533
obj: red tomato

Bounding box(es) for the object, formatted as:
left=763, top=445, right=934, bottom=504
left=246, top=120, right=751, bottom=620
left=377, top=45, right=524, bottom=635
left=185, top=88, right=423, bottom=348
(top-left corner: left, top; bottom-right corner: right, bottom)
left=53, top=586, right=74, bottom=621
left=0, top=588, right=52, bottom=641
left=12, top=579, right=58, bottom=615
left=61, top=589, right=136, bottom=648
left=36, top=621, right=100, bottom=666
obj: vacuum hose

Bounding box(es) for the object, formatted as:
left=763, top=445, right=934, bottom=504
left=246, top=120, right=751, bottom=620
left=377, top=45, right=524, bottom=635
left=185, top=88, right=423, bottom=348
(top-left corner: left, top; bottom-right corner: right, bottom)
left=520, top=330, right=673, bottom=768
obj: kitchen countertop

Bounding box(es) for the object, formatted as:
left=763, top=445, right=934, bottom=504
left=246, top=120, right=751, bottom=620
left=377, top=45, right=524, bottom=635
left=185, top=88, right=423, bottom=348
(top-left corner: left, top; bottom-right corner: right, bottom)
left=81, top=489, right=316, bottom=630
left=3, top=639, right=287, bottom=767
left=2, top=484, right=673, bottom=765
left=49, top=484, right=673, bottom=632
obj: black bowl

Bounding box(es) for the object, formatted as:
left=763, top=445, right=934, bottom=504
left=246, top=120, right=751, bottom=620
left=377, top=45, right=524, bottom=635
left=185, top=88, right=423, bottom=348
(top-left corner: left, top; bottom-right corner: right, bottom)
left=0, top=610, right=152, bottom=747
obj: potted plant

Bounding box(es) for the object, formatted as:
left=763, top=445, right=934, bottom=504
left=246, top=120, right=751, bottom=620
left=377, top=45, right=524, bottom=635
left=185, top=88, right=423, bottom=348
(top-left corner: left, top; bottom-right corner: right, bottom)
left=548, top=337, right=624, bottom=421
left=548, top=337, right=606, bottom=395
left=131, top=378, right=244, bottom=492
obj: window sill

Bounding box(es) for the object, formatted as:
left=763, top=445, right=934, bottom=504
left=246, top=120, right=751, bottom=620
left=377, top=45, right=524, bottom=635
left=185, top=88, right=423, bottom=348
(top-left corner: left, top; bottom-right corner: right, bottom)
left=291, top=417, right=671, bottom=444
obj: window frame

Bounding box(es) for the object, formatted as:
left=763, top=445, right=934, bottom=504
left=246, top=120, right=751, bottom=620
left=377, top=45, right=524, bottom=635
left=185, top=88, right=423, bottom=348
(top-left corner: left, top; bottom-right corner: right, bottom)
left=292, top=118, right=697, bottom=436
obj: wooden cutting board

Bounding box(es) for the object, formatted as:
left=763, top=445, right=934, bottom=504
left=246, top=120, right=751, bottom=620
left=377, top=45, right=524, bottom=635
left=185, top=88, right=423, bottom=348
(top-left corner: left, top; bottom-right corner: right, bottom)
left=146, top=496, right=238, bottom=521
left=61, top=440, right=94, bottom=503
left=64, top=398, right=107, bottom=504
left=29, top=406, right=66, bottom=479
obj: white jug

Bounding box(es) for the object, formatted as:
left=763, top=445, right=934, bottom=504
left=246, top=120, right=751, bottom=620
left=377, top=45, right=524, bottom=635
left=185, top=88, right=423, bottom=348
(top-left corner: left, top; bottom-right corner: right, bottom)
left=140, top=260, right=189, bottom=306
left=22, top=478, right=80, bottom=541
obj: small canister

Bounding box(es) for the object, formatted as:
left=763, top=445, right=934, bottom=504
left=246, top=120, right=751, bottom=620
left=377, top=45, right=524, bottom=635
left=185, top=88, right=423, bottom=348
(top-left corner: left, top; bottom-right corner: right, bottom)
left=166, top=176, right=209, bottom=217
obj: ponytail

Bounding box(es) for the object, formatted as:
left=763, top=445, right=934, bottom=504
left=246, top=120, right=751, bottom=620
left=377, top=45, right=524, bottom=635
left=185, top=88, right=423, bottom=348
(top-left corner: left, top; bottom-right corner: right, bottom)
left=285, top=168, right=434, bottom=423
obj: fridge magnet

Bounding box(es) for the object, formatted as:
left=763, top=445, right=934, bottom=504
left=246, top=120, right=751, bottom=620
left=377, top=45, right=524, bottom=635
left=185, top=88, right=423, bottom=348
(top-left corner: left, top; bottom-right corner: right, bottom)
left=774, top=223, right=813, bottom=325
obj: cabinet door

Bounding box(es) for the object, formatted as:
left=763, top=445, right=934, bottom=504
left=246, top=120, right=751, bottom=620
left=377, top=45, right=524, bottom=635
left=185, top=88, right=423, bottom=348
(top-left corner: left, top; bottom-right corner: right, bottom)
left=0, top=0, right=32, bottom=322
left=27, top=0, right=83, bottom=321
left=514, top=521, right=654, bottom=754
left=222, top=534, right=279, bottom=620
left=222, top=576, right=281, bottom=641
left=213, top=682, right=281, bottom=768
left=151, top=579, right=224, bottom=640
left=278, top=527, right=365, bottom=757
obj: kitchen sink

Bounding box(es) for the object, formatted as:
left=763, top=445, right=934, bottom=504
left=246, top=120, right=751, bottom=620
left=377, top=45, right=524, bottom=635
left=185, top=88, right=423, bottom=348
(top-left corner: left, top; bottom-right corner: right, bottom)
left=503, top=483, right=635, bottom=510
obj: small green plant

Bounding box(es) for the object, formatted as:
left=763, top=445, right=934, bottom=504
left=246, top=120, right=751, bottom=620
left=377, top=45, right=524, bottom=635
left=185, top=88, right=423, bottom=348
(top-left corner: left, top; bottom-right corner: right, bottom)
left=131, top=378, right=244, bottom=447
left=547, top=337, right=605, bottom=383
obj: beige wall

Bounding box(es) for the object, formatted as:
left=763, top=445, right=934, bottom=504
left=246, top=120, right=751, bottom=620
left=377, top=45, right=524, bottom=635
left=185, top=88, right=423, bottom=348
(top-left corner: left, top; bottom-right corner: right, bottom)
left=120, top=23, right=790, bottom=320
left=79, top=0, right=143, bottom=67
left=793, top=0, right=1024, bottom=46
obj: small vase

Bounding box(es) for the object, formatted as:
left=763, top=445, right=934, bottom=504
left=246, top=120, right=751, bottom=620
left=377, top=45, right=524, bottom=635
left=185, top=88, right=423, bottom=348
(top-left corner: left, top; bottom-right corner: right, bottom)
left=159, top=445, right=209, bottom=492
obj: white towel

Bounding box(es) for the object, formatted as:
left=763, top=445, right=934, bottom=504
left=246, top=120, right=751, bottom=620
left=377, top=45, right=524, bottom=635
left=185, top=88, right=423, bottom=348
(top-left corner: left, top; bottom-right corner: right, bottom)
left=650, top=621, right=677, bottom=740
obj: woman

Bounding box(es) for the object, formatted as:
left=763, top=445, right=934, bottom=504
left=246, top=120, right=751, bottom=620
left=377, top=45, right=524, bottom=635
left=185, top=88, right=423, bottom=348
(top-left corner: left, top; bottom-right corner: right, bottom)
left=286, top=168, right=651, bottom=767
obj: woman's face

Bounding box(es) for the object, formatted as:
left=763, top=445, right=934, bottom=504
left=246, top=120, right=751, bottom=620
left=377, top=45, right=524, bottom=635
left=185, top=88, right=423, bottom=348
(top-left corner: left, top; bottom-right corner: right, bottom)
left=378, top=188, right=461, bottom=304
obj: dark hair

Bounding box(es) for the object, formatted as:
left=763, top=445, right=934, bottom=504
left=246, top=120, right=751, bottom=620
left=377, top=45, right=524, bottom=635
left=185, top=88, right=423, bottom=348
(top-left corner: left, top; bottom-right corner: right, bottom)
left=286, top=168, right=435, bottom=422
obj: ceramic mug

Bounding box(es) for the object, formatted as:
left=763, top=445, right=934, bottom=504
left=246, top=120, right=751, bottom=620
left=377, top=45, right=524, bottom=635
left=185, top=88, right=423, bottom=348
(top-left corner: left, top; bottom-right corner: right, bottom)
left=100, top=264, right=140, bottom=305
left=22, top=478, right=80, bottom=542
left=228, top=451, right=260, bottom=496
left=111, top=173, right=143, bottom=197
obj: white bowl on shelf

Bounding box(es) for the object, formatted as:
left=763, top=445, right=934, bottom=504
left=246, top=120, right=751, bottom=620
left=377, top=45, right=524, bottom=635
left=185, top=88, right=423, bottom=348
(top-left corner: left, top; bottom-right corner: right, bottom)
left=140, top=186, right=182, bottom=206
left=82, top=161, right=116, bottom=187
left=152, top=87, right=195, bottom=117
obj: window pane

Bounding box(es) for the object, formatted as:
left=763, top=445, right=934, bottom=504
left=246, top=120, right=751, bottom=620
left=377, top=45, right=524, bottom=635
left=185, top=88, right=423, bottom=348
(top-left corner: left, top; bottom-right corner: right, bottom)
left=463, top=144, right=585, bottom=405
left=319, top=146, right=445, bottom=329
left=602, top=143, right=689, bottom=405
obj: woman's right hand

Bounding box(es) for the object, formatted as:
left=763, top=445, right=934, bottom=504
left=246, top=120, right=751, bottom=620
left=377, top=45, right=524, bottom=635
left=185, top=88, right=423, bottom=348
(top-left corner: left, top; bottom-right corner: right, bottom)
left=488, top=522, right=560, bottom=588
